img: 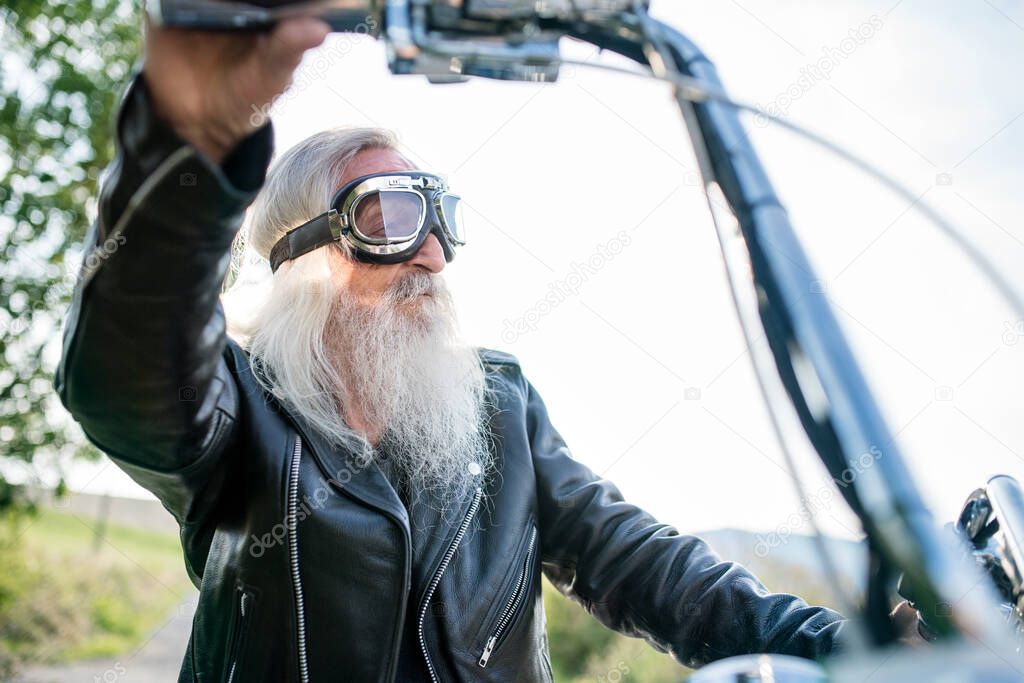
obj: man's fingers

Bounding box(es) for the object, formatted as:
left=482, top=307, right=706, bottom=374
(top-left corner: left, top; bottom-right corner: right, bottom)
left=263, top=17, right=331, bottom=71
left=890, top=600, right=916, bottom=624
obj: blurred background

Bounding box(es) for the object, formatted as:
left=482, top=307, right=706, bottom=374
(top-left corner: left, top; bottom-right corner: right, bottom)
left=2, top=0, right=1023, bottom=680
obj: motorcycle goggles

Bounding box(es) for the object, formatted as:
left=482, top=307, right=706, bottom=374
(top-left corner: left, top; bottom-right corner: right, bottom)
left=269, top=170, right=466, bottom=272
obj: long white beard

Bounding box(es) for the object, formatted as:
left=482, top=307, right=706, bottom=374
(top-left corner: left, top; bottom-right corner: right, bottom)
left=326, top=270, right=491, bottom=512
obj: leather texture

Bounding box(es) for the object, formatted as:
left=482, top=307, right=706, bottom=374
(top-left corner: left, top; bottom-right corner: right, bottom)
left=269, top=210, right=335, bottom=272
left=55, top=68, right=850, bottom=682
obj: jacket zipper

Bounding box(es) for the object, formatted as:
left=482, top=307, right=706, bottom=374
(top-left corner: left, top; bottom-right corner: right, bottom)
left=288, top=435, right=310, bottom=683
left=478, top=526, right=538, bottom=668
left=226, top=589, right=252, bottom=683
left=418, top=486, right=483, bottom=683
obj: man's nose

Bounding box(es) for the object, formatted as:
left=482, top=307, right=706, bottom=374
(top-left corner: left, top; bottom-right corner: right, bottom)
left=408, top=232, right=446, bottom=273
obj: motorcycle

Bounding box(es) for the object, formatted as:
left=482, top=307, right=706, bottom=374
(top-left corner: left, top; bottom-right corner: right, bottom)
left=146, top=1, right=1024, bottom=679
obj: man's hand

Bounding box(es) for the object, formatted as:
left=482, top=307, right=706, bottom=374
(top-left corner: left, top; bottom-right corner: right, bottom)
left=890, top=600, right=932, bottom=649
left=142, top=15, right=330, bottom=164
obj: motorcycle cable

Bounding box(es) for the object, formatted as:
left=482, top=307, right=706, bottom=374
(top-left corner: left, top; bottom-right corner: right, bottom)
left=631, top=1, right=871, bottom=654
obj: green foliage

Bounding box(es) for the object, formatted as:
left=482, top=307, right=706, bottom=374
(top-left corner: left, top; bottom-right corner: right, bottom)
left=541, top=546, right=852, bottom=683
left=0, top=0, right=141, bottom=510
left=544, top=578, right=692, bottom=682
left=0, top=508, right=191, bottom=679
left=89, top=595, right=140, bottom=638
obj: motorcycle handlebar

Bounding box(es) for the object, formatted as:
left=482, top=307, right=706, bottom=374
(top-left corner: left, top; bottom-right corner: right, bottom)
left=144, top=0, right=383, bottom=32
left=145, top=0, right=643, bottom=31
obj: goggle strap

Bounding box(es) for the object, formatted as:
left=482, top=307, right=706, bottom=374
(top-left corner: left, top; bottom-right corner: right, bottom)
left=269, top=211, right=337, bottom=273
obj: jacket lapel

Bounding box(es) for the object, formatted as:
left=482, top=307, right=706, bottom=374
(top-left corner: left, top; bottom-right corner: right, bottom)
left=284, top=406, right=411, bottom=530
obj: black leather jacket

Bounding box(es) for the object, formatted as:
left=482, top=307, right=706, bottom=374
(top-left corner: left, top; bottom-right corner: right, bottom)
left=55, top=69, right=850, bottom=683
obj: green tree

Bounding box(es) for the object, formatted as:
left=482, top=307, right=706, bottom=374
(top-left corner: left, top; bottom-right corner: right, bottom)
left=0, top=0, right=140, bottom=510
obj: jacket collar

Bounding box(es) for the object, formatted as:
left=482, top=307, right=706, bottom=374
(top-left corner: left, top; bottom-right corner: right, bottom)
left=286, top=404, right=412, bottom=531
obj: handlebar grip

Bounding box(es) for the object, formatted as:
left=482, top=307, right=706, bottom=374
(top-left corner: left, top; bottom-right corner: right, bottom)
left=146, top=0, right=380, bottom=33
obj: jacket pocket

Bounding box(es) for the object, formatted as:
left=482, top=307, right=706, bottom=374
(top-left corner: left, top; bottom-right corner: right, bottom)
left=477, top=521, right=539, bottom=668
left=225, top=583, right=258, bottom=683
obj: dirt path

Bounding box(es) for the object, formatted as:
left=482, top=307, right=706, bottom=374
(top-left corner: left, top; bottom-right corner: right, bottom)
left=19, top=592, right=198, bottom=683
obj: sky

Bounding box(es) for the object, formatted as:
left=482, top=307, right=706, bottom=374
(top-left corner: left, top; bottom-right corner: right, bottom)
left=59, top=0, right=1024, bottom=555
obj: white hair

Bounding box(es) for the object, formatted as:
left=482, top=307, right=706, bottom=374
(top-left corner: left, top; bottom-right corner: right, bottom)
left=224, top=127, right=401, bottom=449
left=222, top=127, right=492, bottom=511
left=247, top=126, right=403, bottom=261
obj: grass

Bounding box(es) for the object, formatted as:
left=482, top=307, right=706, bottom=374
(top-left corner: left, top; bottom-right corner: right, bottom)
left=540, top=549, right=849, bottom=682
left=0, top=507, right=192, bottom=675
left=544, top=578, right=693, bottom=682
left=18, top=505, right=184, bottom=570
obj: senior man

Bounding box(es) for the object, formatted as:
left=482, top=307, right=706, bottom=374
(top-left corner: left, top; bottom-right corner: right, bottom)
left=56, top=16, right=853, bottom=683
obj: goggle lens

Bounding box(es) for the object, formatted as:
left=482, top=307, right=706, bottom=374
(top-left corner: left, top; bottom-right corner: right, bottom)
left=439, top=193, right=465, bottom=244
left=351, top=190, right=425, bottom=244
left=269, top=172, right=466, bottom=272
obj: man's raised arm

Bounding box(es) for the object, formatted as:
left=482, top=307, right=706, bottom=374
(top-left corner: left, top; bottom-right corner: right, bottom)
left=54, top=18, right=329, bottom=524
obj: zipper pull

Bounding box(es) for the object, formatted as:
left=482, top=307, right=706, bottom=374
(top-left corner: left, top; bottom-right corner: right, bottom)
left=478, top=635, right=498, bottom=667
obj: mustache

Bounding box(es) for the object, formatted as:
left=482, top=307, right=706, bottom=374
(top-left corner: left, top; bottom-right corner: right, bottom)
left=387, top=270, right=441, bottom=302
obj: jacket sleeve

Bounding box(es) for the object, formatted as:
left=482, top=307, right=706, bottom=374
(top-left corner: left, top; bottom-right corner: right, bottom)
left=54, top=67, right=274, bottom=527
left=526, top=375, right=851, bottom=668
